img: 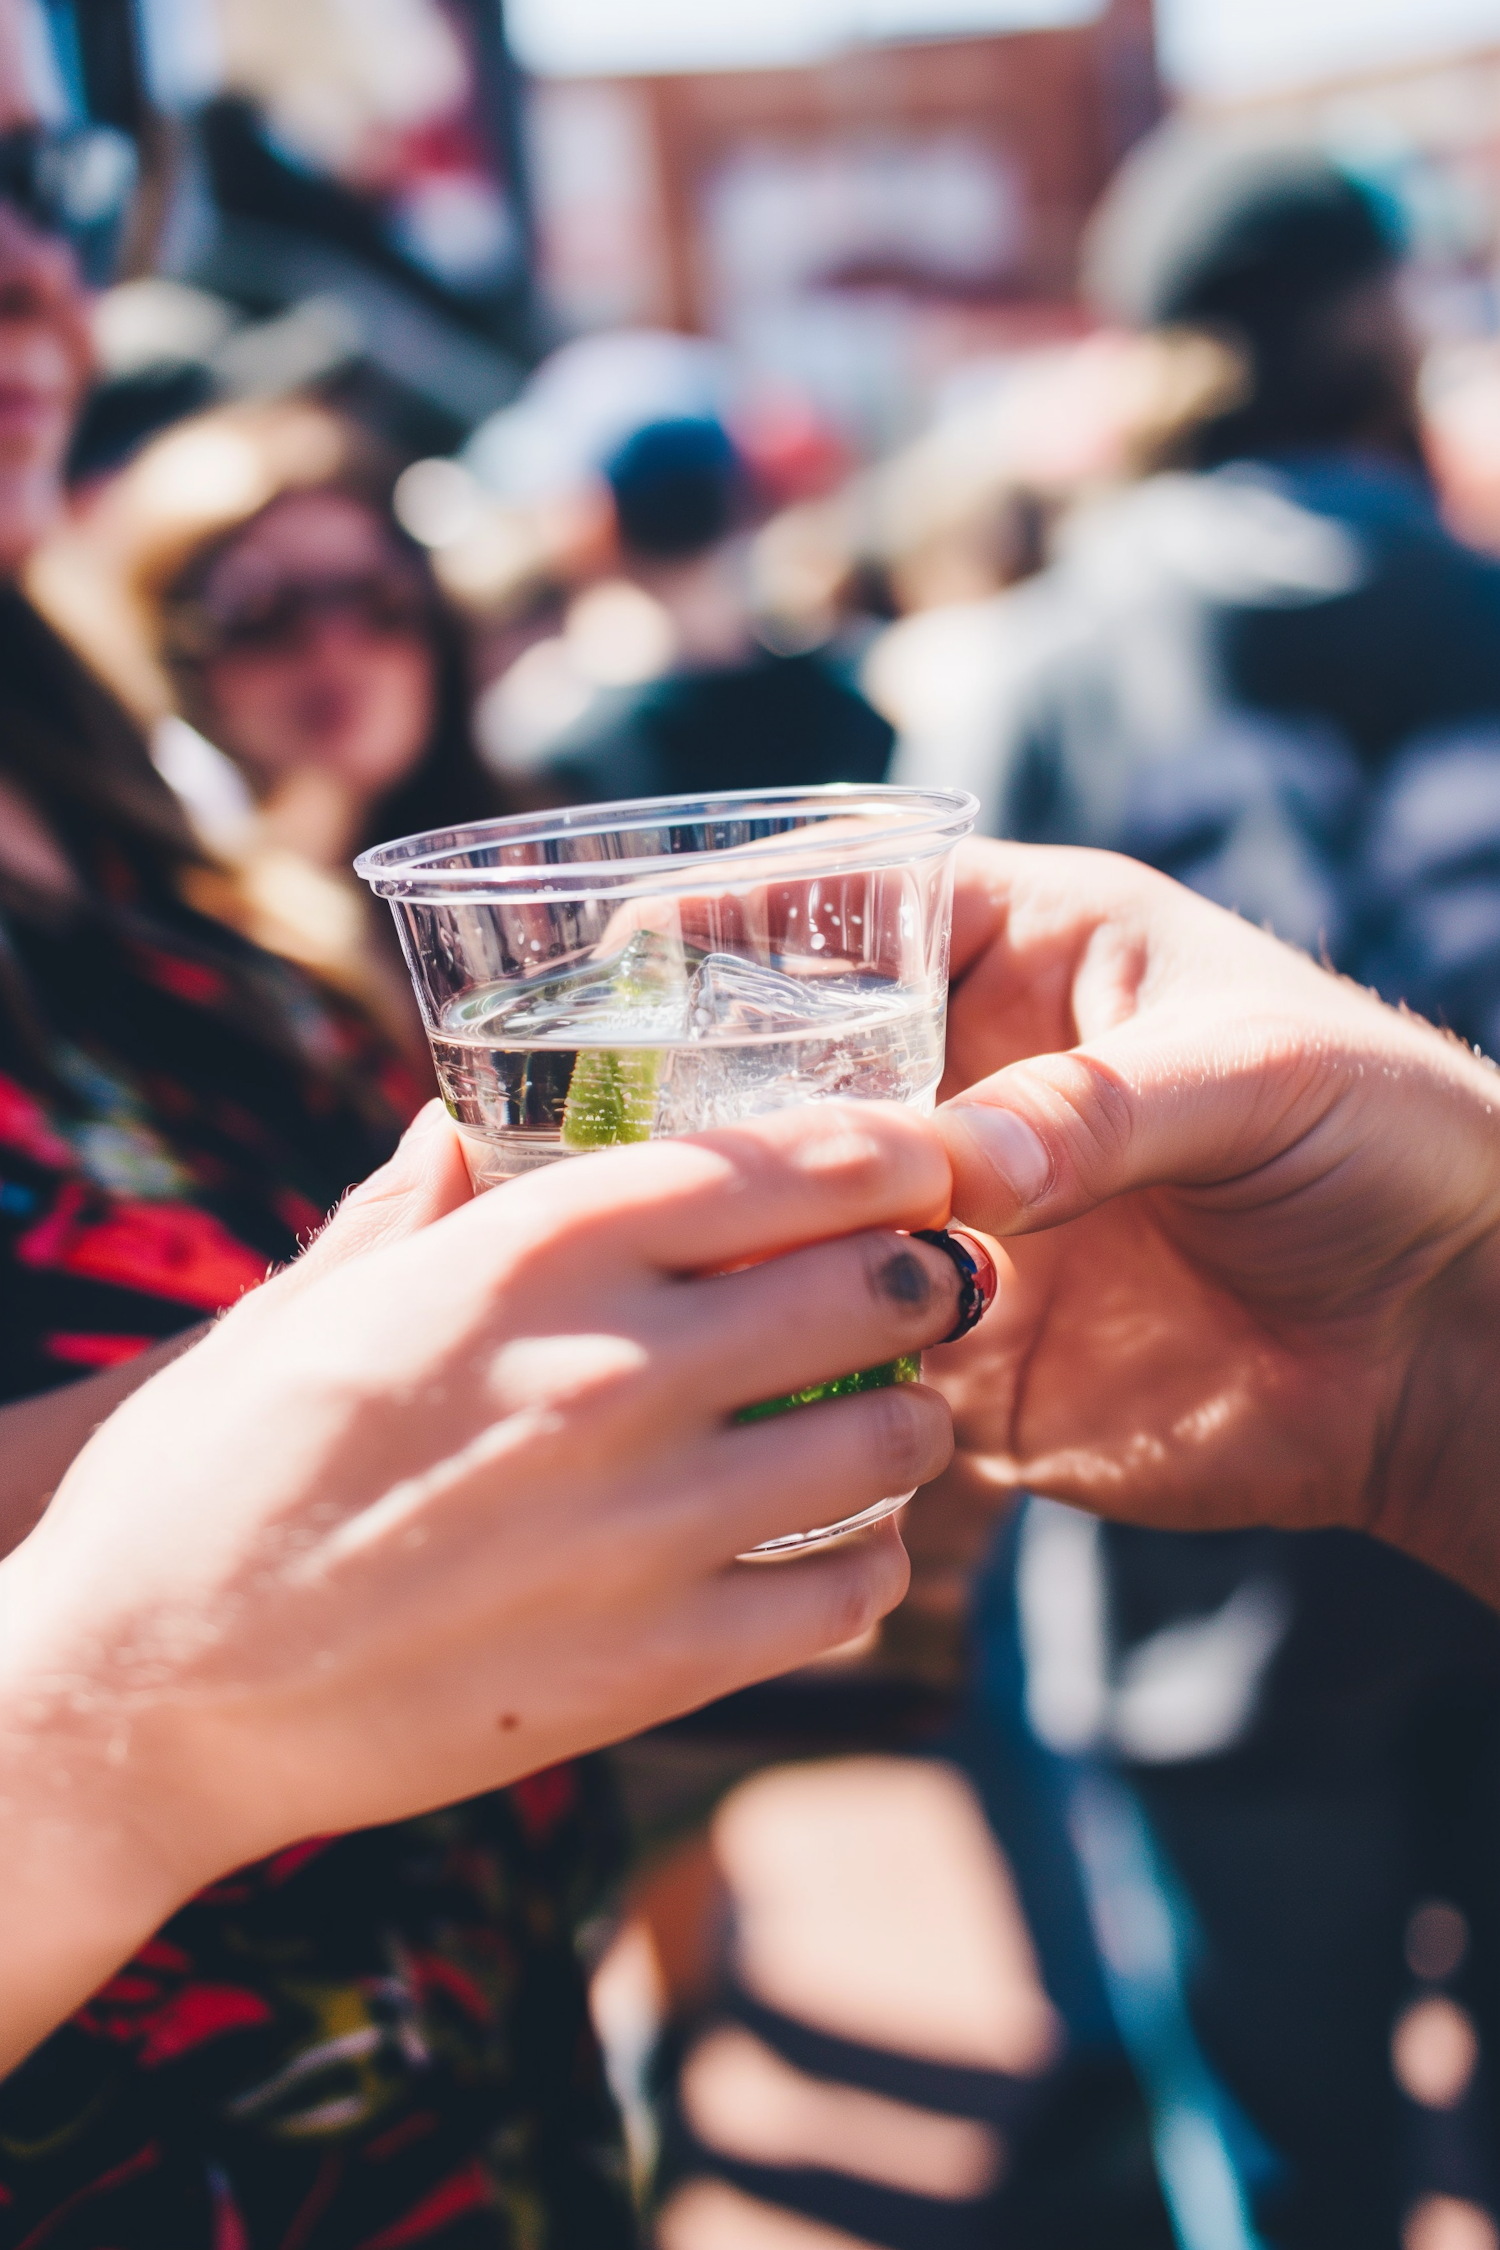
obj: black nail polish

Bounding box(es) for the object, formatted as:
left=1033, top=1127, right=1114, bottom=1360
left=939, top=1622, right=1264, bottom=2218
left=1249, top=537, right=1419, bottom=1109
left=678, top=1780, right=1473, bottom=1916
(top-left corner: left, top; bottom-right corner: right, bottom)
left=911, top=1227, right=999, bottom=1343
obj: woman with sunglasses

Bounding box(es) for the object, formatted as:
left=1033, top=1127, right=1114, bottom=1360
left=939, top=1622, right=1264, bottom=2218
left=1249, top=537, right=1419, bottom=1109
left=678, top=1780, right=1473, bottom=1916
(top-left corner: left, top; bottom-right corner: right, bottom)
left=0, top=18, right=914, bottom=2247
left=146, top=407, right=497, bottom=860
left=37, top=398, right=507, bottom=1061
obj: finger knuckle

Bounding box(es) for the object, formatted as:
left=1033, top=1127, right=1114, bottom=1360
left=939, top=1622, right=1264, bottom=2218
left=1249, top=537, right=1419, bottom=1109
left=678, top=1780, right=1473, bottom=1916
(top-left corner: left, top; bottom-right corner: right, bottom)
left=820, top=1557, right=886, bottom=1645
left=780, top=1103, right=891, bottom=1195
left=865, top=1384, right=949, bottom=1492
left=1049, top=1053, right=1135, bottom=1186
left=829, top=1574, right=882, bottom=1645
left=822, top=1540, right=910, bottom=1642
left=496, top=1207, right=598, bottom=1292
left=486, top=1328, right=655, bottom=1443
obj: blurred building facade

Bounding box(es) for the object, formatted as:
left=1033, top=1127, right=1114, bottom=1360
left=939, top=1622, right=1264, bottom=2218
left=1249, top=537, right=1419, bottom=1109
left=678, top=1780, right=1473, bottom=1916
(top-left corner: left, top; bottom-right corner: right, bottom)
left=528, top=0, right=1159, bottom=443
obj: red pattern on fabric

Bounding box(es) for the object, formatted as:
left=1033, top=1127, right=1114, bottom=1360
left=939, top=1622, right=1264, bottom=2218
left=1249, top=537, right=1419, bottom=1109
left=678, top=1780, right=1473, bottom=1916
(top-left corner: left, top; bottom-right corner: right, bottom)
left=272, top=1186, right=326, bottom=1242
left=0, top=1074, right=72, bottom=1169
left=509, top=1764, right=578, bottom=1842
left=15, top=2141, right=161, bottom=2250
left=0, top=849, right=637, bottom=2249
left=263, top=1837, right=336, bottom=1886
left=137, top=1937, right=192, bottom=1972
left=96, top=1975, right=159, bottom=2005
left=210, top=2166, right=252, bottom=2250
left=17, top=1183, right=267, bottom=1309
left=354, top=2162, right=490, bottom=2249
left=377, top=1058, right=429, bottom=1125
left=44, top=1330, right=155, bottom=1368
left=135, top=1985, right=275, bottom=2067
left=128, top=944, right=230, bottom=1007
left=407, top=1950, right=492, bottom=2025
left=362, top=2112, right=439, bottom=2165
left=279, top=2151, right=345, bottom=2250
left=76, top=1988, right=161, bottom=2041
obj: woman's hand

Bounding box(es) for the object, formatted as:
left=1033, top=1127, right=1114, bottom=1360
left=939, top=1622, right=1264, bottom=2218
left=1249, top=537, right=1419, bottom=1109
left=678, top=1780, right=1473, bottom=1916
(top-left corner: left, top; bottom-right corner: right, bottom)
left=0, top=1100, right=962, bottom=2069
left=921, top=840, right=1500, bottom=1603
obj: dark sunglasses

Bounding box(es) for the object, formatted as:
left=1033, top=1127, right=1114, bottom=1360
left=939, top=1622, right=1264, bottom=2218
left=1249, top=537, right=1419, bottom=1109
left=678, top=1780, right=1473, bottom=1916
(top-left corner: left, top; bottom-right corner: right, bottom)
left=176, top=571, right=435, bottom=661
left=0, top=124, right=137, bottom=287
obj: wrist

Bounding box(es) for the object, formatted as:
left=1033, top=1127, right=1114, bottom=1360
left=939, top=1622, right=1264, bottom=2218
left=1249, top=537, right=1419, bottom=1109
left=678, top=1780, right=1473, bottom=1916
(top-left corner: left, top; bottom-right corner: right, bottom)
left=0, top=1549, right=217, bottom=2072
left=1373, top=1219, right=1500, bottom=1608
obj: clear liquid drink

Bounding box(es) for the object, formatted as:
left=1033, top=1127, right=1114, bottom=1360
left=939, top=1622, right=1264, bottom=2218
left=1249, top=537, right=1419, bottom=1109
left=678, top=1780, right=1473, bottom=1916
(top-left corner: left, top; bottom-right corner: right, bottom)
left=429, top=933, right=946, bottom=1189
left=357, top=787, right=977, bottom=1550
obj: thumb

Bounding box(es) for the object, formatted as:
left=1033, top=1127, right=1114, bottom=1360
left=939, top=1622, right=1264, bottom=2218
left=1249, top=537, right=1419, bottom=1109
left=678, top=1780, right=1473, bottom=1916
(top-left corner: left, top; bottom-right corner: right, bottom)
left=937, top=1022, right=1305, bottom=1239
left=291, top=1102, right=476, bottom=1280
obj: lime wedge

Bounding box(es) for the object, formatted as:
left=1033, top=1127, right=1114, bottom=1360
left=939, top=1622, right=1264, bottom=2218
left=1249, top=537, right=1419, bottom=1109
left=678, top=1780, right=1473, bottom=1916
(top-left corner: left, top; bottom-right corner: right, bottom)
left=556, top=929, right=919, bottom=1423
left=560, top=1046, right=663, bottom=1148
left=559, top=930, right=682, bottom=1151
left=736, top=1352, right=921, bottom=1424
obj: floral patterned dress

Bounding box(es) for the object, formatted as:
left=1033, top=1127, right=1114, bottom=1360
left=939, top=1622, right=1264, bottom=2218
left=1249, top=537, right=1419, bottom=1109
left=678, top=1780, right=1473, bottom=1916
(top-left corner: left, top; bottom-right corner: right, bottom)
left=0, top=872, right=633, bottom=2250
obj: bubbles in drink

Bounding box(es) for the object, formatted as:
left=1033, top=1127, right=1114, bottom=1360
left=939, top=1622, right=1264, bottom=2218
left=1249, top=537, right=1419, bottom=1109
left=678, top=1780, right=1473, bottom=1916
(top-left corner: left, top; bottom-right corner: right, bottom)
left=429, top=932, right=945, bottom=1186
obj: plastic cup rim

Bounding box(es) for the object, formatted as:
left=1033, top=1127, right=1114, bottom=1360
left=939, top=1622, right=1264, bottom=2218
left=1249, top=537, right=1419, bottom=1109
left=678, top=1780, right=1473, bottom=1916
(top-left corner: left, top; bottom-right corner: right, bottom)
left=353, top=783, right=978, bottom=903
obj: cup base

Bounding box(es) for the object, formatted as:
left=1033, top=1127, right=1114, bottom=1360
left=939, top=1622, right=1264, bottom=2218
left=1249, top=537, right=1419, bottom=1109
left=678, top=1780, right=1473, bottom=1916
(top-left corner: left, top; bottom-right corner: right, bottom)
left=737, top=1489, right=913, bottom=1561
left=456, top=1124, right=574, bottom=1191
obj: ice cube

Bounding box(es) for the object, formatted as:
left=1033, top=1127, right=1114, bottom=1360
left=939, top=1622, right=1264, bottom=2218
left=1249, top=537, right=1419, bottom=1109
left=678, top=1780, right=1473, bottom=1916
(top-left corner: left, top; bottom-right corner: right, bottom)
left=653, top=952, right=924, bottom=1136
left=614, top=927, right=695, bottom=1016
left=474, top=927, right=692, bottom=1046
left=683, top=952, right=858, bottom=1038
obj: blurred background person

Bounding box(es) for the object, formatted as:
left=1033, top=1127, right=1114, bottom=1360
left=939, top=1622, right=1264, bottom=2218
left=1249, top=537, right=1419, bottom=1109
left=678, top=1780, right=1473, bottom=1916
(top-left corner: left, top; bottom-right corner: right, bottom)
left=891, top=129, right=1500, bottom=2250
left=888, top=127, right=1500, bottom=871
left=150, top=402, right=500, bottom=1057
left=31, top=399, right=504, bottom=1066
left=0, top=10, right=635, bottom=2244
left=149, top=406, right=500, bottom=878
left=474, top=406, right=893, bottom=808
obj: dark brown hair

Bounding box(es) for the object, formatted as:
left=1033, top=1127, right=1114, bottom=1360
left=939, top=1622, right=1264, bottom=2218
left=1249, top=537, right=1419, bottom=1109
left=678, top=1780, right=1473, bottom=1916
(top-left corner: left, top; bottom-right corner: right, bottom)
left=0, top=586, right=392, bottom=1119
left=0, top=584, right=203, bottom=904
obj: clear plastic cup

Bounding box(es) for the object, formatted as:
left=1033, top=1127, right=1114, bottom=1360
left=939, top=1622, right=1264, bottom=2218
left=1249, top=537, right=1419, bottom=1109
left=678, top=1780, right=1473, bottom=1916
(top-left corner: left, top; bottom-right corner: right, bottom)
left=357, top=784, right=977, bottom=1550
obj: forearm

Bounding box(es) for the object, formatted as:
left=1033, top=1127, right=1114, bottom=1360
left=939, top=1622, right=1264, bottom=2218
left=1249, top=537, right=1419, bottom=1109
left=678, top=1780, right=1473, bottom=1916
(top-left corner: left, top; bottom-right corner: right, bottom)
left=0, top=1804, right=177, bottom=2074
left=0, top=1611, right=192, bottom=2073
left=0, top=1328, right=208, bottom=1561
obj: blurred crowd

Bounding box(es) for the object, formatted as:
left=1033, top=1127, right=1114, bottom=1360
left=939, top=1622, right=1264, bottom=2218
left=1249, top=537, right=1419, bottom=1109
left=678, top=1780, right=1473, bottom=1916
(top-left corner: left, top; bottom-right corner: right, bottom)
left=10, top=4, right=1500, bottom=2245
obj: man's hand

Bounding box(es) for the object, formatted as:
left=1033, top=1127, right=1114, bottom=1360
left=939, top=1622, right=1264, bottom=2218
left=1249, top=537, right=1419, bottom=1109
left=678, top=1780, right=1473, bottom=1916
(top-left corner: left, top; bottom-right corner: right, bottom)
left=921, top=841, right=1500, bottom=1605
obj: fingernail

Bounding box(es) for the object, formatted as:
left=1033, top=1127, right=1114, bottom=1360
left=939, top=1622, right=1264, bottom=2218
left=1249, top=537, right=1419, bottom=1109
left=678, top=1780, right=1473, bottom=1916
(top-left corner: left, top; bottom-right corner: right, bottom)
left=944, top=1229, right=999, bottom=1320
left=911, top=1227, right=999, bottom=1342
left=945, top=1105, right=1051, bottom=1207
